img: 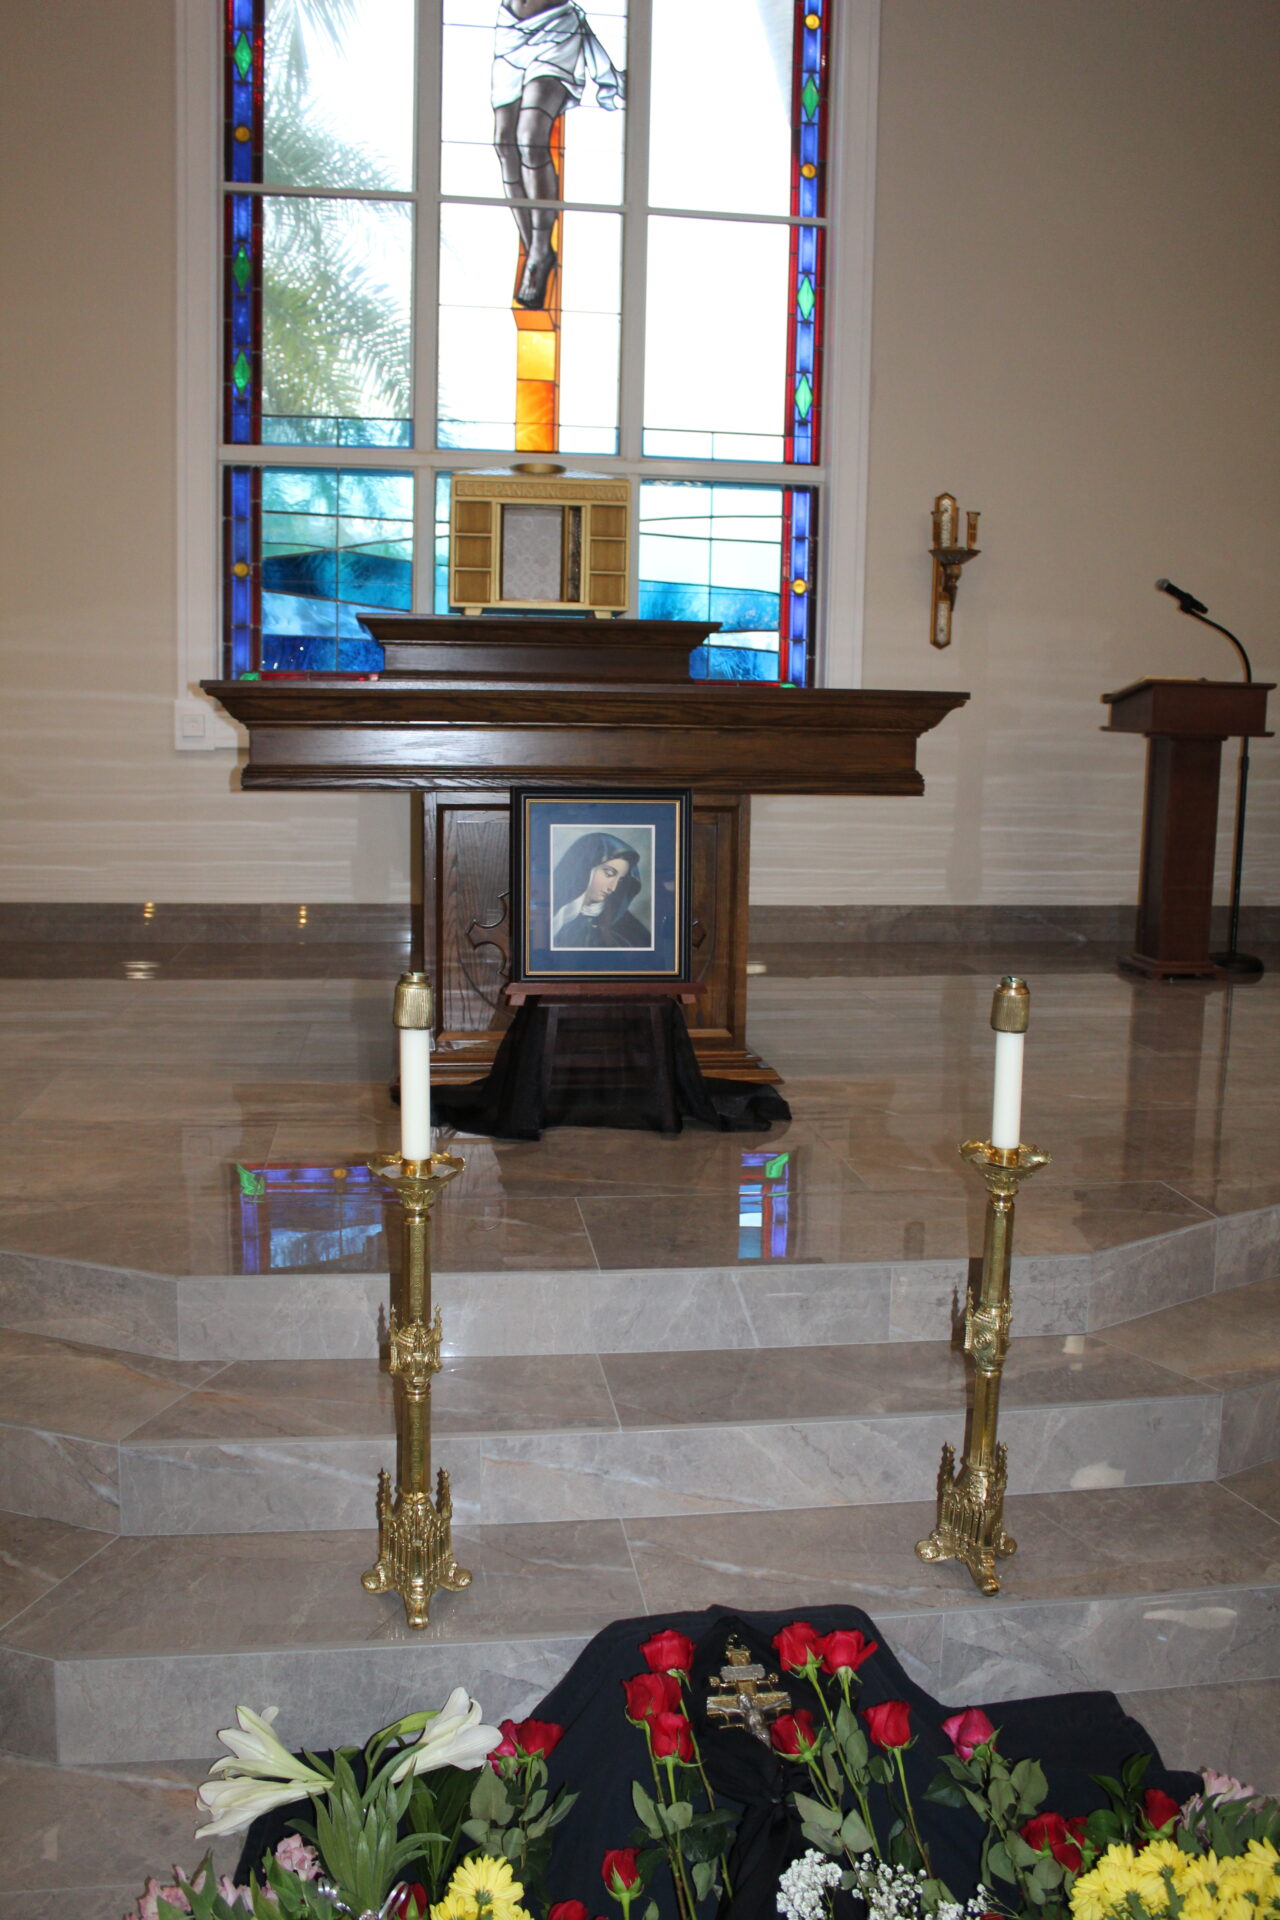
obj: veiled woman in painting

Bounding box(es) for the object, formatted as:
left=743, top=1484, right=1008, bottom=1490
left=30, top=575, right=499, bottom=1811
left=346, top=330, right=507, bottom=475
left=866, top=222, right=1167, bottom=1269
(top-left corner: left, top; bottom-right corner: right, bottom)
left=550, top=831, right=650, bottom=949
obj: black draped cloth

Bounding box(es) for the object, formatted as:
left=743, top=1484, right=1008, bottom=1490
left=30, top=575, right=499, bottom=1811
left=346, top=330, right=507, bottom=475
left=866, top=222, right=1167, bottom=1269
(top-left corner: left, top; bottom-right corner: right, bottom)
left=431, top=1000, right=790, bottom=1139
left=236, top=1604, right=1196, bottom=1916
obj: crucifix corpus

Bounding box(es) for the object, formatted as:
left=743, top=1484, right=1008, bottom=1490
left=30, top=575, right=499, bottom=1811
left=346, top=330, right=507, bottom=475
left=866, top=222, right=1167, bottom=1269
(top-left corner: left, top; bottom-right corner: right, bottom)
left=705, top=1637, right=792, bottom=1747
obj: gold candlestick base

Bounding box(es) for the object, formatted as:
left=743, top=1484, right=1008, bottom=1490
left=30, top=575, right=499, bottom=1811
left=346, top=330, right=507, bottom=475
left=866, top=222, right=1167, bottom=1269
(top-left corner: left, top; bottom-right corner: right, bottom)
left=916, top=1136, right=1048, bottom=1596
left=362, top=1469, right=471, bottom=1630
left=362, top=1150, right=471, bottom=1629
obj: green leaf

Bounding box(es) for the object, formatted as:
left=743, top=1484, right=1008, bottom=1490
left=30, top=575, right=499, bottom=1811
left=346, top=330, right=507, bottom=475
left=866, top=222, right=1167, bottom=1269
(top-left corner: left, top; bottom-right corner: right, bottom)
left=469, top=1765, right=512, bottom=1826
left=794, top=1792, right=841, bottom=1833
left=800, top=1819, right=843, bottom=1857
left=987, top=1838, right=1015, bottom=1884
left=1122, top=1752, right=1151, bottom=1791
left=692, top=1859, right=718, bottom=1904
left=839, top=1808, right=875, bottom=1854
left=923, top=1775, right=968, bottom=1809
left=868, top=1755, right=892, bottom=1785
left=632, top=1779, right=663, bottom=1837
left=1030, top=1854, right=1063, bottom=1896
left=1010, top=1757, right=1049, bottom=1817
left=641, top=1902, right=661, bottom=1920
left=1008, top=1833, right=1042, bottom=1869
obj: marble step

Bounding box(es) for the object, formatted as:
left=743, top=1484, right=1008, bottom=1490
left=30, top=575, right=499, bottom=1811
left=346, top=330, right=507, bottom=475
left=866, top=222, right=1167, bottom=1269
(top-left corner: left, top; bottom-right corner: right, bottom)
left=3, top=1199, right=1279, bottom=1361
left=6, top=1316, right=1275, bottom=1536
left=2, top=1475, right=1278, bottom=1766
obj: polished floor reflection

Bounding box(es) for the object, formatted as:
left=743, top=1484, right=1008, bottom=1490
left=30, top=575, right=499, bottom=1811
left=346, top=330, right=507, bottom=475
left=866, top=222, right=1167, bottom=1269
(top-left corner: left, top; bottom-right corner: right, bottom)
left=1, top=945, right=1278, bottom=1276
left=0, top=935, right=1277, bottom=1916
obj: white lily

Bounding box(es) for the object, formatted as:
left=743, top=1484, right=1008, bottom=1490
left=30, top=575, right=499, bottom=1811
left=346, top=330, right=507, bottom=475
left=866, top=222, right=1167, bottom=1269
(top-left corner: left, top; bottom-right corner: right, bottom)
left=387, top=1687, right=503, bottom=1784
left=195, top=1706, right=333, bottom=1838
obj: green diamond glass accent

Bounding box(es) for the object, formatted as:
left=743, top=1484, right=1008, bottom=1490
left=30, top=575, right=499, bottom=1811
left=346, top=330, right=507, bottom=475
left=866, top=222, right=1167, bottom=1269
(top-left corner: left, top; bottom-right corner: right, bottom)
left=233, top=31, right=253, bottom=81
left=232, top=245, right=252, bottom=294
left=233, top=350, right=252, bottom=395
left=801, top=76, right=820, bottom=120
left=795, top=374, right=813, bottom=419
left=797, top=276, right=816, bottom=322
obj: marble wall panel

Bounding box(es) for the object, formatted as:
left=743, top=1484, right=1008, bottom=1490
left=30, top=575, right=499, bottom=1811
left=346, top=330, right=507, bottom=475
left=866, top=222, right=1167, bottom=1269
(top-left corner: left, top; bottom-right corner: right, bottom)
left=1216, top=1208, right=1280, bottom=1294
left=0, top=1253, right=177, bottom=1357
left=938, top=1586, right=1280, bottom=1701
left=117, top=1394, right=1223, bottom=1534
left=1218, top=1378, right=1280, bottom=1478
left=50, top=1639, right=590, bottom=1764
left=1118, top=1679, right=1280, bottom=1793
left=888, top=1256, right=1090, bottom=1342
left=0, top=1426, right=120, bottom=1532
left=734, top=1264, right=893, bottom=1347
left=175, top=1273, right=387, bottom=1361
left=1088, top=1224, right=1217, bottom=1329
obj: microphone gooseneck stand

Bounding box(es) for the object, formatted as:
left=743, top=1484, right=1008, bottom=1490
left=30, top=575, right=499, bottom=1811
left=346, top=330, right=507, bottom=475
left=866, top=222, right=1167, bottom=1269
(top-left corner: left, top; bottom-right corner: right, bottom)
left=1154, top=580, right=1264, bottom=979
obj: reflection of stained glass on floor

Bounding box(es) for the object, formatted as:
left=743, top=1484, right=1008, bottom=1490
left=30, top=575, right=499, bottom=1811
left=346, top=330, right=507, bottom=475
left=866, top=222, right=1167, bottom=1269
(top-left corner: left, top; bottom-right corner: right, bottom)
left=738, top=1148, right=791, bottom=1260
left=234, top=1163, right=387, bottom=1273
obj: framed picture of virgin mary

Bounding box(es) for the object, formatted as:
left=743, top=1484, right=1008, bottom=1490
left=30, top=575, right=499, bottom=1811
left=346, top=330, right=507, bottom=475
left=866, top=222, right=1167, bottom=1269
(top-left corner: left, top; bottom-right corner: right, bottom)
left=512, top=789, right=692, bottom=983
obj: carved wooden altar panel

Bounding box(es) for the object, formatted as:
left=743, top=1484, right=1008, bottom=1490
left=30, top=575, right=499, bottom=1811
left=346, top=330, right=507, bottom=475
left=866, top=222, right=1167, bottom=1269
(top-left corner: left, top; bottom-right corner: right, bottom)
left=419, top=789, right=761, bottom=1081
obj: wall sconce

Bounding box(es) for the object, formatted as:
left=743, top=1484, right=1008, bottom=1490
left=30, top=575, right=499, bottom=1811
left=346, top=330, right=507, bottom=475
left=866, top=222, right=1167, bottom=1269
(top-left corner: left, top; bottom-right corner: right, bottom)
left=930, top=492, right=981, bottom=648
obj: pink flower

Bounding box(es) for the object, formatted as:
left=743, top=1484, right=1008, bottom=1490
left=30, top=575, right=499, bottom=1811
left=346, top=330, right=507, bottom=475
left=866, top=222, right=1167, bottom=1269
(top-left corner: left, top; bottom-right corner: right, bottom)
left=274, top=1835, right=321, bottom=1881
left=940, top=1708, right=997, bottom=1760
left=137, top=1879, right=191, bottom=1920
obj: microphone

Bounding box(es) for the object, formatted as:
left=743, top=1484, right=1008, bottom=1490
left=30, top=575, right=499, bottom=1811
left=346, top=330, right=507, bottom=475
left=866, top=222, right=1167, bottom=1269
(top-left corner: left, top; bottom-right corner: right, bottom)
left=1155, top=578, right=1209, bottom=616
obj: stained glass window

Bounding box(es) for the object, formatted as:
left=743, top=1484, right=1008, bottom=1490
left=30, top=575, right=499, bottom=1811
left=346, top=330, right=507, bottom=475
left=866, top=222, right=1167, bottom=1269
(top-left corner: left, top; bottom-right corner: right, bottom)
left=219, top=0, right=832, bottom=684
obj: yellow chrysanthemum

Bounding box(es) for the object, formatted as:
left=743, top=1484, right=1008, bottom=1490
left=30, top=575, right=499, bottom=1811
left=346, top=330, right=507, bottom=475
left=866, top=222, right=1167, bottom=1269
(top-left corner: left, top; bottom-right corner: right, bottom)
left=431, top=1855, right=529, bottom=1920
left=1070, top=1836, right=1280, bottom=1920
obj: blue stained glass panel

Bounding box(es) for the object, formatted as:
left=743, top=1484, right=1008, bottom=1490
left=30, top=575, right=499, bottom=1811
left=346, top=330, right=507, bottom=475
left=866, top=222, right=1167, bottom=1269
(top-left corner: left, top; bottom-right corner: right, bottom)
left=230, top=464, right=413, bottom=674
left=689, top=645, right=780, bottom=682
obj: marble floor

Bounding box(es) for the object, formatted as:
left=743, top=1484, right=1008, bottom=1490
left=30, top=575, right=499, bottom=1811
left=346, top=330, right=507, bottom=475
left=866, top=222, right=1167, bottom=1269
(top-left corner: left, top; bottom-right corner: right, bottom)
left=1, top=932, right=1278, bottom=1916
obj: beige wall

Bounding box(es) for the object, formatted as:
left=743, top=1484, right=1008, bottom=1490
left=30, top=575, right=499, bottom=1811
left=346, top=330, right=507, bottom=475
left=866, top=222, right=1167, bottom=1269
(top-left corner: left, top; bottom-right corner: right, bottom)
left=2, top=2, right=1277, bottom=905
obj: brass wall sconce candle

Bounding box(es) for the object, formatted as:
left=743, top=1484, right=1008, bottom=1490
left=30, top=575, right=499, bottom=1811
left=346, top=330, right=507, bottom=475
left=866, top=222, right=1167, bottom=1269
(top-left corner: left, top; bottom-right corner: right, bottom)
left=929, top=492, right=981, bottom=649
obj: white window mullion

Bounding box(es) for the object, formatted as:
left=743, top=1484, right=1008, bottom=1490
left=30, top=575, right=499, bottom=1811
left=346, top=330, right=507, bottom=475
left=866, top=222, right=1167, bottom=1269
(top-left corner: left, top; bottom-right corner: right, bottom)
left=412, top=0, right=445, bottom=614
left=617, top=0, right=652, bottom=479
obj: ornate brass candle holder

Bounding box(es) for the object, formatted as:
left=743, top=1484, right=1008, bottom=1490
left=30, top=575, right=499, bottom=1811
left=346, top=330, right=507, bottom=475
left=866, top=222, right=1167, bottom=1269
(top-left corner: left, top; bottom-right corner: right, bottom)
left=929, top=492, right=981, bottom=649
left=362, top=1147, right=472, bottom=1629
left=916, top=991, right=1047, bottom=1596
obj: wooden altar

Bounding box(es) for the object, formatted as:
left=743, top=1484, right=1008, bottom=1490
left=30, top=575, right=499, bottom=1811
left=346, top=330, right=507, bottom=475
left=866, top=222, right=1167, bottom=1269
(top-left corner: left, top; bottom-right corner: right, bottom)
left=204, top=619, right=968, bottom=1081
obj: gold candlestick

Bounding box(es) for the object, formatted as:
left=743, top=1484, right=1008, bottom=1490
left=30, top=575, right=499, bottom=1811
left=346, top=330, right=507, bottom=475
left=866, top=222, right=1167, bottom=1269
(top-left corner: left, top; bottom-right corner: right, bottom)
left=928, top=491, right=982, bottom=649
left=916, top=991, right=1047, bottom=1596
left=362, top=1150, right=471, bottom=1628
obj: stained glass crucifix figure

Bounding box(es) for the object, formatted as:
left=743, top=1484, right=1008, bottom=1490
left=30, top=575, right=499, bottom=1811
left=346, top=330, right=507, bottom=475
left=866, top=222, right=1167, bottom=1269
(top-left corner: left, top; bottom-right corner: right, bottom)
left=491, top=0, right=624, bottom=449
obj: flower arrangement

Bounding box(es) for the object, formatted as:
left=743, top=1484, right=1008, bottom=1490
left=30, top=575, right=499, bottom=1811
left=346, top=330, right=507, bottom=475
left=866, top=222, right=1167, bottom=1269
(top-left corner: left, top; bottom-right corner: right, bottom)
left=124, top=1620, right=1280, bottom=1920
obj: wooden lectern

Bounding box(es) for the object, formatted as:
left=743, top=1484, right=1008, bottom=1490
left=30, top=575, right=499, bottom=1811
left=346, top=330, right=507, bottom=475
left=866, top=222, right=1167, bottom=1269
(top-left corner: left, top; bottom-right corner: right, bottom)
left=204, top=619, right=968, bottom=1079
left=1103, top=677, right=1272, bottom=977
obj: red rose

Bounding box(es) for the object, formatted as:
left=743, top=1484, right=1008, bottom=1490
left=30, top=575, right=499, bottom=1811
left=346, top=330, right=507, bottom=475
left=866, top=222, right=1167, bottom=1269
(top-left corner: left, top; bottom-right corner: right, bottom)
left=1020, top=1812, right=1083, bottom=1873
left=549, top=1905, right=590, bottom=1920
left=864, top=1701, right=913, bottom=1751
left=487, top=1720, right=519, bottom=1769
left=940, top=1708, right=997, bottom=1760
left=770, top=1710, right=820, bottom=1759
left=639, top=1629, right=696, bottom=1676
left=387, top=1885, right=428, bottom=1919
left=622, top=1672, right=682, bottom=1721
left=1143, top=1788, right=1181, bottom=1831
left=508, top=1717, right=564, bottom=1757
left=817, top=1629, right=878, bottom=1676
left=602, top=1850, right=641, bottom=1895
left=649, top=1710, right=694, bottom=1762
left=772, top=1621, right=824, bottom=1672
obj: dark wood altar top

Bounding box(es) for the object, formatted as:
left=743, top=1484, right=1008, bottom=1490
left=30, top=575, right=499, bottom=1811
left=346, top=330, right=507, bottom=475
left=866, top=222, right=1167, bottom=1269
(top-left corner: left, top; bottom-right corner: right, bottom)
left=203, top=612, right=967, bottom=796
left=363, top=614, right=717, bottom=682
left=201, top=676, right=970, bottom=795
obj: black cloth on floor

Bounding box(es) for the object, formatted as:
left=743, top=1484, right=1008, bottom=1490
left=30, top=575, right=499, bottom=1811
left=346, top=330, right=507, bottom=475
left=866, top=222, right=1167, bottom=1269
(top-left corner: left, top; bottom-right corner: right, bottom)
left=430, top=999, right=790, bottom=1138
left=235, top=1603, right=1197, bottom=1917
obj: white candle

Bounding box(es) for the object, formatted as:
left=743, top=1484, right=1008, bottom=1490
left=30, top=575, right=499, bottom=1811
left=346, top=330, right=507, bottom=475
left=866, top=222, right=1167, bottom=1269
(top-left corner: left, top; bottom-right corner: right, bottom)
left=394, top=972, right=433, bottom=1164
left=399, top=1026, right=432, bottom=1163
left=989, top=975, right=1029, bottom=1150
left=990, top=1030, right=1024, bottom=1149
